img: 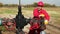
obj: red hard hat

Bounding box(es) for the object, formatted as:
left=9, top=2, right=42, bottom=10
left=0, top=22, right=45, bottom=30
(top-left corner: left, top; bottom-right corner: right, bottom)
left=38, top=1, right=44, bottom=7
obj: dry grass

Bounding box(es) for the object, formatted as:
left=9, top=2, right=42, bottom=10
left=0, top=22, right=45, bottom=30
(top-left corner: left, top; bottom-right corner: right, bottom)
left=0, top=7, right=60, bottom=34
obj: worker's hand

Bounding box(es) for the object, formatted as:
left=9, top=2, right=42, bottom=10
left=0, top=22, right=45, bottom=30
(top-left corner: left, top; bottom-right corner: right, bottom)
left=44, top=20, right=49, bottom=25
left=39, top=14, right=45, bottom=17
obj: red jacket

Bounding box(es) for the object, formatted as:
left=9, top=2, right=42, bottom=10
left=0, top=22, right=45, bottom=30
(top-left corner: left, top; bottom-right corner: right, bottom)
left=33, top=8, right=50, bottom=21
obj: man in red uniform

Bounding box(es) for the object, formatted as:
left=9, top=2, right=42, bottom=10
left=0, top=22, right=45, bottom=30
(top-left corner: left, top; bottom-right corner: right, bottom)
left=33, top=1, right=50, bottom=25
left=29, top=1, right=50, bottom=34
left=33, top=1, right=50, bottom=21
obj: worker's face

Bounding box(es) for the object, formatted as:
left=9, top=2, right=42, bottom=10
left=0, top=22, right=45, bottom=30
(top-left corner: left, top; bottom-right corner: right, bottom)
left=38, top=6, right=42, bottom=10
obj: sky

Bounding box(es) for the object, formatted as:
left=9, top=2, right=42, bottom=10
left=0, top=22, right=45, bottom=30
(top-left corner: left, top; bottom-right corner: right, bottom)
left=0, top=0, right=60, bottom=6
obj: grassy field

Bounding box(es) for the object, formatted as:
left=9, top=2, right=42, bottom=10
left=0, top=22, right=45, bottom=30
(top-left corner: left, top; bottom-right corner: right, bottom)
left=0, top=7, right=60, bottom=24
left=0, top=7, right=18, bottom=14
left=0, top=7, right=60, bottom=34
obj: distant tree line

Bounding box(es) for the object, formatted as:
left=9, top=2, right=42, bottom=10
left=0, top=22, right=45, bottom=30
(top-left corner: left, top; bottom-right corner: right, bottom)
left=23, top=2, right=57, bottom=8
left=0, top=3, right=3, bottom=7
left=0, top=3, right=18, bottom=7
left=0, top=2, right=57, bottom=7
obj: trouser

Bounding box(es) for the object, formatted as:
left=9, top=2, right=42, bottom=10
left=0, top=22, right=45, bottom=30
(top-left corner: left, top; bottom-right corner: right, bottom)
left=28, top=28, right=41, bottom=34
left=29, top=30, right=46, bottom=34
left=40, top=30, right=46, bottom=34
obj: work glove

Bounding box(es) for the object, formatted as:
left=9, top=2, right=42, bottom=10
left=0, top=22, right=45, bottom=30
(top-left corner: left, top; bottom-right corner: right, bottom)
left=44, top=20, right=49, bottom=25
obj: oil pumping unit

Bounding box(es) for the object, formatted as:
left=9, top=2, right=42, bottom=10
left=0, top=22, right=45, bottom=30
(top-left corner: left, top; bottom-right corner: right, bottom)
left=15, top=0, right=29, bottom=34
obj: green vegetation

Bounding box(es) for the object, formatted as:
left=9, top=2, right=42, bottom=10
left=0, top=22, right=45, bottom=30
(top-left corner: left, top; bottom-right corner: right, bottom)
left=0, top=3, right=18, bottom=7
left=23, top=2, right=57, bottom=8
left=0, top=7, right=18, bottom=14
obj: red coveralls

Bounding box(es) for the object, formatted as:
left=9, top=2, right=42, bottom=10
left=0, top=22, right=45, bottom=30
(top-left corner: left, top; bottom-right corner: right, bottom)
left=29, top=8, right=50, bottom=34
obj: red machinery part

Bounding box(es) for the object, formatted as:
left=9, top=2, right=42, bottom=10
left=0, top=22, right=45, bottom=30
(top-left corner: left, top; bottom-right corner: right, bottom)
left=3, top=19, right=16, bottom=31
